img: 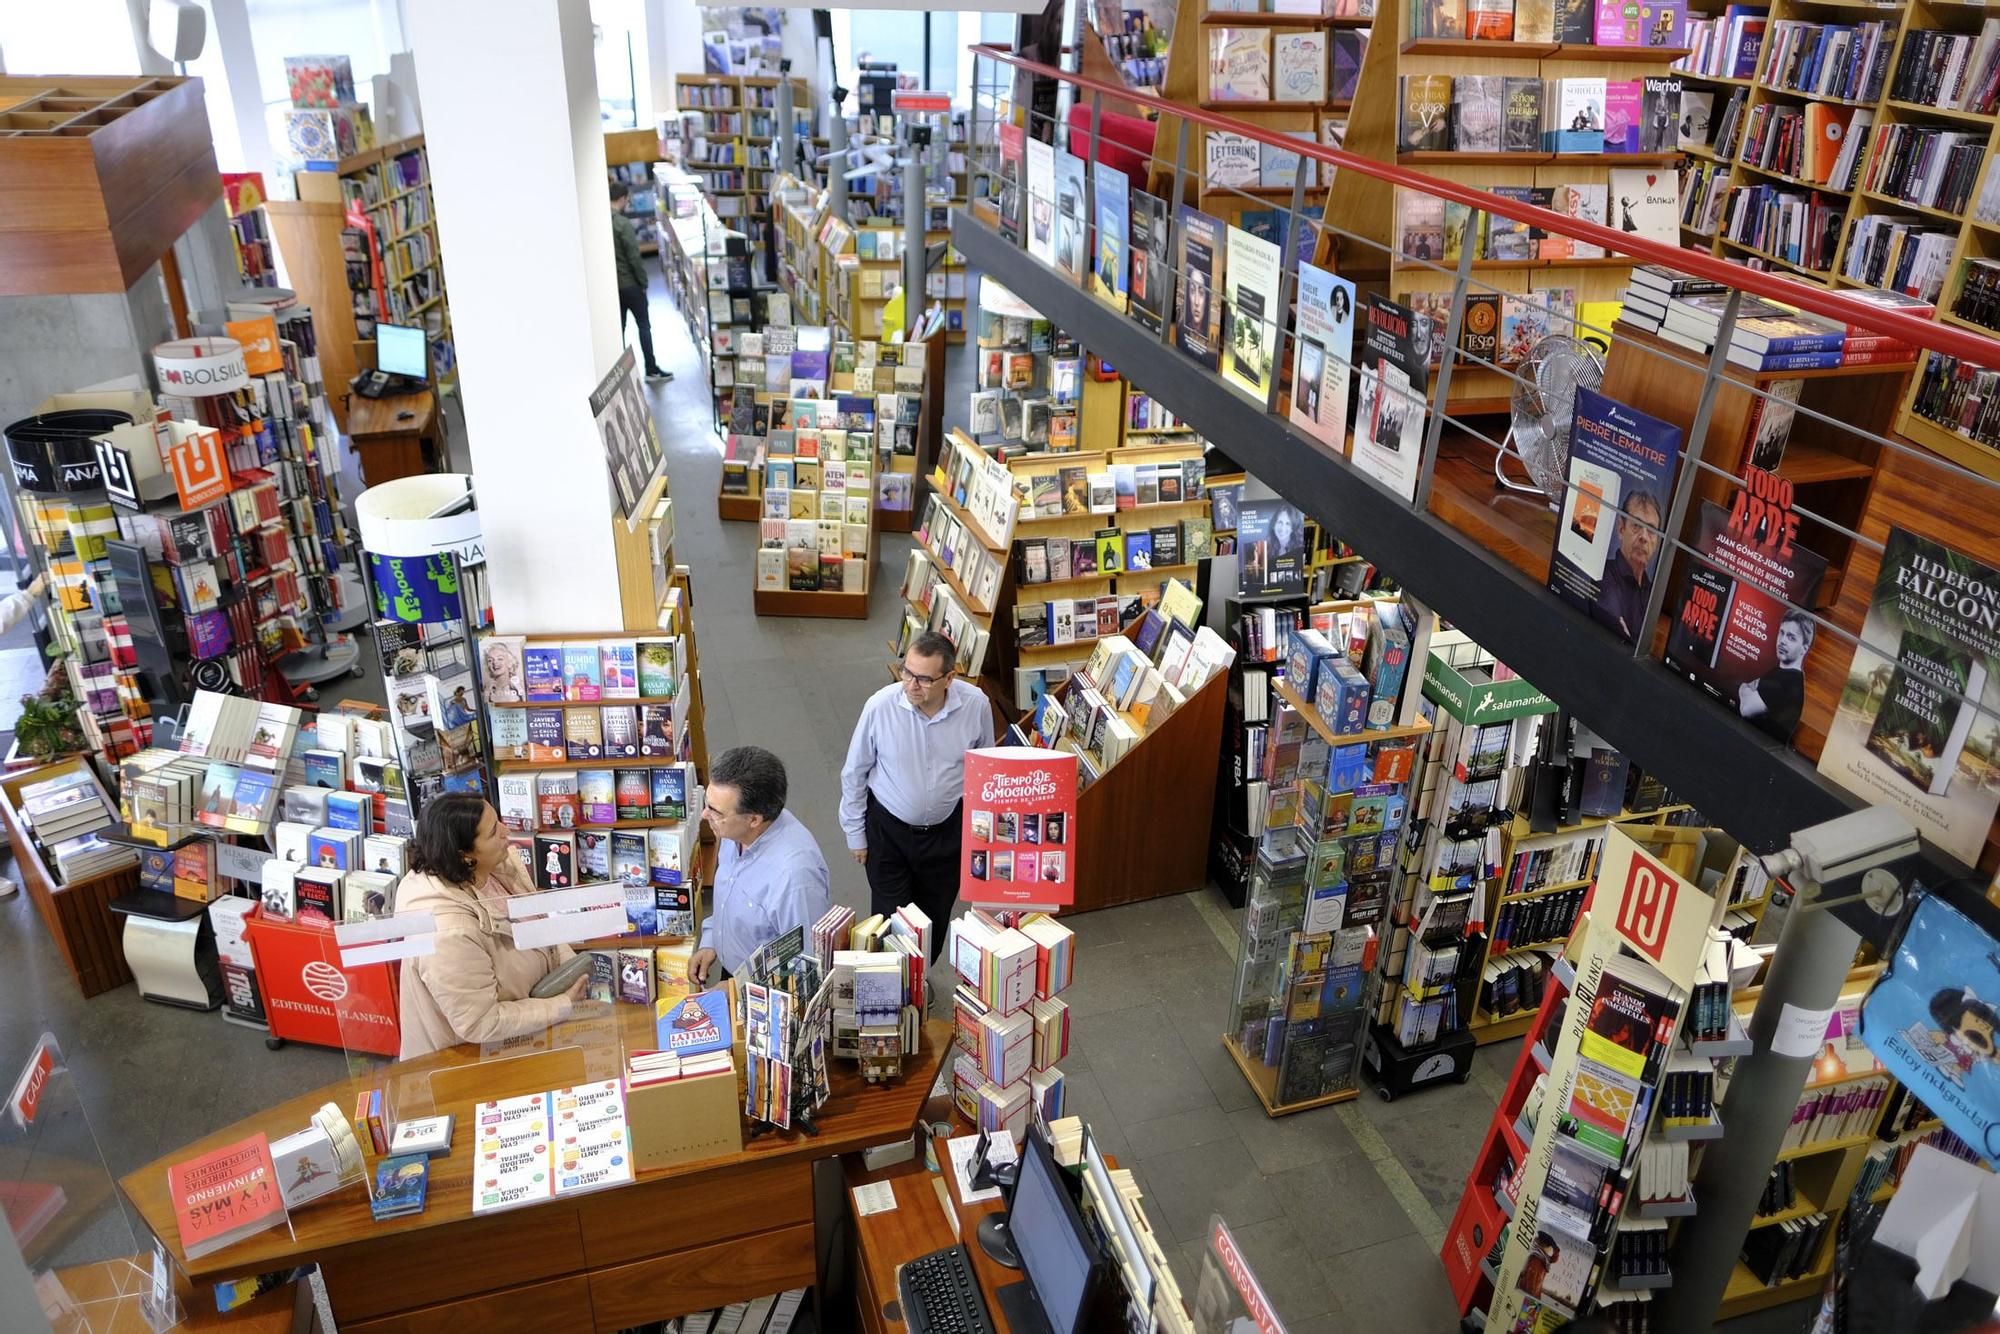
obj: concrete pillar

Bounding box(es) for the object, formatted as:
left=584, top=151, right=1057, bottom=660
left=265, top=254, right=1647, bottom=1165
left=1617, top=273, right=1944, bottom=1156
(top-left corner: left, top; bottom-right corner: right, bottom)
left=0, top=274, right=175, bottom=431
left=204, top=0, right=277, bottom=180
left=405, top=0, right=628, bottom=634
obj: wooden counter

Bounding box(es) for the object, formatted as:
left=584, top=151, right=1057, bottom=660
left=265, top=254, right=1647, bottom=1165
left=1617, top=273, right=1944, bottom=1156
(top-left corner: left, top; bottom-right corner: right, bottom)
left=121, top=1008, right=950, bottom=1332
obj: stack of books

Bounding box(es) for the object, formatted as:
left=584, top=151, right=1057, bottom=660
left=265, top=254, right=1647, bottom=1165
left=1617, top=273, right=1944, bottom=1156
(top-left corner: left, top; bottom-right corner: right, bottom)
left=20, top=768, right=136, bottom=884
left=368, top=1154, right=430, bottom=1221
left=949, top=908, right=1068, bottom=1139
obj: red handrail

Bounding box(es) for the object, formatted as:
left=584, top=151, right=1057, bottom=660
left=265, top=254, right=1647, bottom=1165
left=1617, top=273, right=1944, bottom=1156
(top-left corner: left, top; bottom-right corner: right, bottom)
left=973, top=42, right=2000, bottom=371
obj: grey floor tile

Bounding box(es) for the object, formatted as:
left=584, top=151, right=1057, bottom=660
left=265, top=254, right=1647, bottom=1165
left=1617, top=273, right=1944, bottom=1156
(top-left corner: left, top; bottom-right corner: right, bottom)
left=1217, top=1215, right=1344, bottom=1322
left=1187, top=1031, right=1263, bottom=1114
left=1122, top=1104, right=1237, bottom=1162
left=1228, top=1101, right=1362, bottom=1176
left=1313, top=1236, right=1462, bottom=1334
left=1354, top=1074, right=1501, bottom=1210
left=1270, top=1153, right=1421, bottom=1257
left=1140, top=1137, right=1285, bottom=1244
left=1083, top=1004, right=1220, bottom=1127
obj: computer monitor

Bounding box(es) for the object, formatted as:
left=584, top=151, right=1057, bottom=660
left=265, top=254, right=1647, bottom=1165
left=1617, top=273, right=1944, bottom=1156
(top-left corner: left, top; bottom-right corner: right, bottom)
left=376, top=323, right=429, bottom=380
left=1007, top=1126, right=1100, bottom=1334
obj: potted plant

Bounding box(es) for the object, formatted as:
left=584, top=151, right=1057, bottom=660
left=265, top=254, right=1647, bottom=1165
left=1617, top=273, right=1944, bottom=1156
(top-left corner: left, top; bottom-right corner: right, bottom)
left=14, top=692, right=85, bottom=761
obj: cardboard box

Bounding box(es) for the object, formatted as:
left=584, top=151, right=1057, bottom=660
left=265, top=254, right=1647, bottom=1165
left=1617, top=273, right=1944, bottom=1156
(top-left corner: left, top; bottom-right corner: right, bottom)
left=625, top=1066, right=742, bottom=1171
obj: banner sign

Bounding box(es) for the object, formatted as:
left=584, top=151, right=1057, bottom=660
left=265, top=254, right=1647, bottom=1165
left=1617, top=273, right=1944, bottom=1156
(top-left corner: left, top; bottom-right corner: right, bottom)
left=505, top=884, right=627, bottom=950
left=368, top=551, right=463, bottom=625
left=960, top=747, right=1078, bottom=908
left=153, top=337, right=249, bottom=397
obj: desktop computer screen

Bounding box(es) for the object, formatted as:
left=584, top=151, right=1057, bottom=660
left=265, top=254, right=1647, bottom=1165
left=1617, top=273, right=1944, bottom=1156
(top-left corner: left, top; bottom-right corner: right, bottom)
left=1009, top=1127, right=1099, bottom=1334
left=377, top=323, right=429, bottom=380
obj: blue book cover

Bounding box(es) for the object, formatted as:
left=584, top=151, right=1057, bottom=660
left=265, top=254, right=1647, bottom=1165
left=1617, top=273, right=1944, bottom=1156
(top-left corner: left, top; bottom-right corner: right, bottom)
left=308, top=831, right=351, bottom=870
left=1092, top=160, right=1130, bottom=310
left=302, top=749, right=345, bottom=790
left=1548, top=386, right=1684, bottom=645
left=650, top=765, right=687, bottom=821
left=655, top=987, right=734, bottom=1056
left=1861, top=894, right=2000, bottom=1164
left=522, top=646, right=565, bottom=702
left=326, top=791, right=370, bottom=832
left=370, top=1154, right=430, bottom=1220
left=1737, top=350, right=1843, bottom=372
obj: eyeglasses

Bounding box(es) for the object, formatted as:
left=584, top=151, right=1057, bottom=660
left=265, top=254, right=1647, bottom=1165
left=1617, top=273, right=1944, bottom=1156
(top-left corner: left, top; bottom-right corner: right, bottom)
left=899, top=666, right=950, bottom=689
left=701, top=801, right=736, bottom=820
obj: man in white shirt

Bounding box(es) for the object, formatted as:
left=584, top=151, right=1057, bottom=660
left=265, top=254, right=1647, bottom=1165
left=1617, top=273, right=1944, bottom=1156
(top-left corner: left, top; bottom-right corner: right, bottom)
left=687, top=746, right=831, bottom=986
left=839, top=631, right=994, bottom=956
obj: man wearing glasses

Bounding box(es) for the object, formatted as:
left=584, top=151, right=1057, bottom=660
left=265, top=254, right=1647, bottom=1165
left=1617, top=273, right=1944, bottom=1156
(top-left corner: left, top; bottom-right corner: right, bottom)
left=686, top=746, right=831, bottom=987
left=839, top=631, right=994, bottom=957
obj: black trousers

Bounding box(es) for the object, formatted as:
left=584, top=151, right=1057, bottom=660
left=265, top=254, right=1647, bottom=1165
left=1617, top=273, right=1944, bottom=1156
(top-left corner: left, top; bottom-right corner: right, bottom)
left=865, top=793, right=961, bottom=959
left=618, top=283, right=662, bottom=374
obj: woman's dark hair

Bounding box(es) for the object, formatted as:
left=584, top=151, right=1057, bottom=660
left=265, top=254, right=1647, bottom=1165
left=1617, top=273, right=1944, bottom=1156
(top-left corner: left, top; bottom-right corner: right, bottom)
left=409, top=793, right=490, bottom=884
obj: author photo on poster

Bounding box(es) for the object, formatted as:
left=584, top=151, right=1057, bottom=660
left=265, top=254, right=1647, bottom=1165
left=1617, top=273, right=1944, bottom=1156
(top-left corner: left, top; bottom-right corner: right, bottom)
left=1590, top=490, right=1664, bottom=642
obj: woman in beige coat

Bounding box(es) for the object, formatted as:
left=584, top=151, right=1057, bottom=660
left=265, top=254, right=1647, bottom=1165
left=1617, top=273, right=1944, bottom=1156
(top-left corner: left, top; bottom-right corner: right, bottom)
left=396, top=793, right=588, bottom=1059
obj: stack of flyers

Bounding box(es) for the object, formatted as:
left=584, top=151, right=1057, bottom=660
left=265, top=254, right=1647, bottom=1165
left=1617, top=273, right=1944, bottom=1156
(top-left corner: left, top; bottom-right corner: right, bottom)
left=471, top=1092, right=554, bottom=1215
left=551, top=1080, right=633, bottom=1197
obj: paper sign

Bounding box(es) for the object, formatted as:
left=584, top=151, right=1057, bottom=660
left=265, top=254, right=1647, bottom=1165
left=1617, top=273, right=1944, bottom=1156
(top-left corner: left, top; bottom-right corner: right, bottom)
left=336, top=912, right=438, bottom=967
left=961, top=746, right=1078, bottom=908
left=507, top=885, right=626, bottom=950
left=852, top=1181, right=898, bottom=1216
left=1605, top=834, right=1715, bottom=982
left=1771, top=1002, right=1835, bottom=1059
left=165, top=425, right=233, bottom=510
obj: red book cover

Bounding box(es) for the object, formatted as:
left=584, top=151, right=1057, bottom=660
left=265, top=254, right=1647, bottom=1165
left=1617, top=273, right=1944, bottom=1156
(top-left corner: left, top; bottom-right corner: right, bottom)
left=166, top=1133, right=284, bottom=1259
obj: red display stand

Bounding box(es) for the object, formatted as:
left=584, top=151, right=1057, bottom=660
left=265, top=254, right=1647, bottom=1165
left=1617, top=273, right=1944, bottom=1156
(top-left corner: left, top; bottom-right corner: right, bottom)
left=241, top=907, right=401, bottom=1056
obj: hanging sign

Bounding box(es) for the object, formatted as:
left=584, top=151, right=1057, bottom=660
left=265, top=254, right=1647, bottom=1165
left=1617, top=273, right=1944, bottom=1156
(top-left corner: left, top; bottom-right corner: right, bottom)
left=893, top=90, right=953, bottom=115
left=960, top=747, right=1078, bottom=908
left=225, top=316, right=285, bottom=376
left=165, top=424, right=234, bottom=510
left=153, top=337, right=249, bottom=397
left=368, top=551, right=463, bottom=625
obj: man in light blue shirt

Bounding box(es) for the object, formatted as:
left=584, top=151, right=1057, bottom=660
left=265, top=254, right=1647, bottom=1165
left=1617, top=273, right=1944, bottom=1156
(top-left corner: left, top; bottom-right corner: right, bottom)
left=687, top=746, right=831, bottom=985
left=840, top=631, right=995, bottom=955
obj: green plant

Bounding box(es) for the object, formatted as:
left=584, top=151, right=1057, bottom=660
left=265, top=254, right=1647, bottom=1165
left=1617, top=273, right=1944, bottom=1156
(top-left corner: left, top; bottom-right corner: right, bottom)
left=14, top=693, right=85, bottom=760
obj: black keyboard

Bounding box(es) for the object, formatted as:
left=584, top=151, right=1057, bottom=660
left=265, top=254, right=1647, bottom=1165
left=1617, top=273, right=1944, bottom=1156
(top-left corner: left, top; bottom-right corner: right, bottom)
left=898, top=1243, right=996, bottom=1334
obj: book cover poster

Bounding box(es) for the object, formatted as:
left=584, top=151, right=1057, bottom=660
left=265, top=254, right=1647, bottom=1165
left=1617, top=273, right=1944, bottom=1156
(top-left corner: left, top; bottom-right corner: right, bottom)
left=1817, top=526, right=2000, bottom=866
left=1861, top=893, right=2000, bottom=1164
left=1025, top=137, right=1056, bottom=267
left=1093, top=160, right=1131, bottom=310
left=1289, top=262, right=1357, bottom=453
left=1548, top=386, right=1683, bottom=644
left=1351, top=293, right=1431, bottom=502
left=1175, top=206, right=1226, bottom=370
left=1237, top=501, right=1308, bottom=598
left=1608, top=167, right=1681, bottom=245
left=1663, top=477, right=1828, bottom=742
left=589, top=345, right=665, bottom=523
left=1223, top=225, right=1282, bottom=400
left=998, top=122, right=1026, bottom=244
left=961, top=747, right=1078, bottom=908
left=1053, top=148, right=1089, bottom=284
left=1129, top=189, right=1172, bottom=335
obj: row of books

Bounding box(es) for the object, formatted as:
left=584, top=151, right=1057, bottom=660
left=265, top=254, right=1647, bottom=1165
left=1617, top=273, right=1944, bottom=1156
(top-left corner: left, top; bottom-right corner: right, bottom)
left=913, top=495, right=1005, bottom=610
left=20, top=768, right=135, bottom=885
left=939, top=434, right=1018, bottom=549
left=1476, top=945, right=1560, bottom=1020
left=1755, top=1159, right=1800, bottom=1218
left=1759, top=18, right=1895, bottom=105
left=1018, top=455, right=1209, bottom=520
left=1890, top=21, right=2000, bottom=117
left=891, top=585, right=992, bottom=681
left=1911, top=351, right=2000, bottom=448
left=1491, top=884, right=1587, bottom=955
left=259, top=857, right=398, bottom=926
left=1398, top=74, right=1682, bottom=156
left=1781, top=1074, right=1890, bottom=1151
left=487, top=635, right=684, bottom=704
left=1016, top=592, right=1150, bottom=652
left=1735, top=101, right=1868, bottom=191
left=1739, top=1212, right=1830, bottom=1287
left=1205, top=27, right=1367, bottom=104
left=1717, top=183, right=1845, bottom=274
left=1016, top=519, right=1215, bottom=587
left=668, top=1290, right=808, bottom=1334
left=1840, top=216, right=1954, bottom=306
left=1607, top=1219, right=1670, bottom=1285
left=497, top=700, right=691, bottom=765
left=1675, top=9, right=1766, bottom=83
left=495, top=763, right=695, bottom=832
left=1636, top=1138, right=1692, bottom=1207
left=1655, top=1048, right=1715, bottom=1127
left=1502, top=832, right=1603, bottom=897
left=1949, top=257, right=2000, bottom=333
left=1409, top=0, right=1685, bottom=46
left=1618, top=264, right=1924, bottom=367
left=755, top=526, right=872, bottom=594
left=1861, top=122, right=1986, bottom=217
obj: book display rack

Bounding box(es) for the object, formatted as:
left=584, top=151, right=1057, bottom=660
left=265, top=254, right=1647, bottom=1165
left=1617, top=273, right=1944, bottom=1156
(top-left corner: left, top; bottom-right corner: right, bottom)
left=338, top=135, right=456, bottom=386
left=671, top=74, right=815, bottom=234
left=656, top=164, right=726, bottom=430
left=1014, top=608, right=1234, bottom=909
left=773, top=172, right=834, bottom=331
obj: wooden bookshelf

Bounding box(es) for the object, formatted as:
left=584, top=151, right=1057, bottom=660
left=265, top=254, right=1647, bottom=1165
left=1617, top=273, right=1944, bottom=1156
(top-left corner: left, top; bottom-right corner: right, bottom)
left=336, top=135, right=455, bottom=388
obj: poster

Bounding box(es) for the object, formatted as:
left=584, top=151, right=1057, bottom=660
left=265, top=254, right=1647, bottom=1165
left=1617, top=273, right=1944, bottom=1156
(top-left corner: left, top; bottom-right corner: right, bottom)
left=1861, top=893, right=2000, bottom=1164
left=1289, top=262, right=1357, bottom=453
left=1222, top=225, right=1282, bottom=400
left=961, top=747, right=1078, bottom=908
left=1548, top=386, right=1684, bottom=645
left=1663, top=468, right=1828, bottom=742
left=1817, top=526, right=2000, bottom=866
left=1351, top=294, right=1430, bottom=502
left=1236, top=501, right=1307, bottom=598
left=589, top=346, right=665, bottom=523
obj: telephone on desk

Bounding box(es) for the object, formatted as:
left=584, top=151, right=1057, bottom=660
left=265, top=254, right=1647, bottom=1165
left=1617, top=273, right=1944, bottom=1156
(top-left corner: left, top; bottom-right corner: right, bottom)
left=350, top=369, right=425, bottom=400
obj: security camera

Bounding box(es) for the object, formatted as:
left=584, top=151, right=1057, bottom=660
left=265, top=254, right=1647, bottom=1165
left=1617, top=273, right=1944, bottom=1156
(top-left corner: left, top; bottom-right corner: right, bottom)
left=1762, top=807, right=1922, bottom=916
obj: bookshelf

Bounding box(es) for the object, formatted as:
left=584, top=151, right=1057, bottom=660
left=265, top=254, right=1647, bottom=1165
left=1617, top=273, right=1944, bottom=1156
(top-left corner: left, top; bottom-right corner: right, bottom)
left=773, top=173, right=832, bottom=333
left=1322, top=0, right=1692, bottom=413
left=608, top=129, right=664, bottom=257
left=222, top=174, right=278, bottom=288
left=656, top=166, right=718, bottom=411
left=336, top=135, right=456, bottom=387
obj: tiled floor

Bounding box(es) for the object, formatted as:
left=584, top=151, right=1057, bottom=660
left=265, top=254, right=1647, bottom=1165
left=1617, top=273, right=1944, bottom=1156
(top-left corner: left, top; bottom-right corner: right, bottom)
left=0, top=273, right=1813, bottom=1331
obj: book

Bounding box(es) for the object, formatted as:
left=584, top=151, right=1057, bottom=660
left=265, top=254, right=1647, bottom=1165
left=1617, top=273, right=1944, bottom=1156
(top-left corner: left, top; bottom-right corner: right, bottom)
left=1174, top=206, right=1226, bottom=369
left=1352, top=293, right=1431, bottom=502
left=166, top=1134, right=285, bottom=1259
left=1208, top=27, right=1273, bottom=101
left=636, top=639, right=677, bottom=697
left=1550, top=78, right=1607, bottom=153
left=1206, top=131, right=1261, bottom=189
left=370, top=1154, right=430, bottom=1221
left=1412, top=0, right=1466, bottom=38
left=1549, top=386, right=1684, bottom=645
left=1639, top=76, right=1682, bottom=153
left=1399, top=75, right=1453, bottom=153
left=1452, top=75, right=1505, bottom=153
left=560, top=644, right=601, bottom=701
left=1273, top=31, right=1328, bottom=102
left=1397, top=192, right=1446, bottom=262
left=1053, top=149, right=1089, bottom=283
left=1604, top=79, right=1643, bottom=154
left=565, top=708, right=604, bottom=761
left=1289, top=263, right=1358, bottom=452
left=1608, top=167, right=1681, bottom=245
left=1332, top=31, right=1368, bottom=101
left=1092, top=160, right=1130, bottom=311
left=1223, top=226, right=1283, bottom=399
left=1128, top=189, right=1172, bottom=335
left=1516, top=0, right=1555, bottom=41
left=1025, top=136, right=1056, bottom=267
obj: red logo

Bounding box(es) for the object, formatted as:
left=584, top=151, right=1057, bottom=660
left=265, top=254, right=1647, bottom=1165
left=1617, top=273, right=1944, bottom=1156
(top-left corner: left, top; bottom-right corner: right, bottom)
left=1617, top=852, right=1678, bottom=963
left=9, top=1038, right=58, bottom=1129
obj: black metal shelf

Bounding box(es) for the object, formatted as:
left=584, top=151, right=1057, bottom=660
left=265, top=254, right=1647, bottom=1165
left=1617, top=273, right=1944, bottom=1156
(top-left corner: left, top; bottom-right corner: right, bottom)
left=952, top=210, right=1982, bottom=948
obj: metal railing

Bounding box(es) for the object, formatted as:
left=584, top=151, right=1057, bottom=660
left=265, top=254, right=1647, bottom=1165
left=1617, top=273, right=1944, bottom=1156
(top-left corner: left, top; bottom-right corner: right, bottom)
left=961, top=41, right=2000, bottom=889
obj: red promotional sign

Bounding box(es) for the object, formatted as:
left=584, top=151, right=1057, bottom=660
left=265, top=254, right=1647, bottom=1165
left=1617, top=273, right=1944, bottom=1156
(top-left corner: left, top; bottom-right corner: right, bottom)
left=166, top=426, right=234, bottom=511
left=1616, top=849, right=1680, bottom=966
left=893, top=90, right=952, bottom=114
left=960, top=747, right=1078, bottom=908
left=244, top=910, right=401, bottom=1055
left=8, top=1035, right=59, bottom=1130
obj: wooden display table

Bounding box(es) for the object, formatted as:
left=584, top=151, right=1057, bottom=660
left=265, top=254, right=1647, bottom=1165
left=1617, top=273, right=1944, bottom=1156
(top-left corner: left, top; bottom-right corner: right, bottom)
left=121, top=1007, right=951, bottom=1332
left=345, top=389, right=441, bottom=486
left=0, top=757, right=142, bottom=999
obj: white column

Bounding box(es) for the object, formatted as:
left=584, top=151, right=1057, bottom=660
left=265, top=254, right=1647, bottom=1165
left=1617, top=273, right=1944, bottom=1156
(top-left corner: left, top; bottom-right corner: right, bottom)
left=644, top=0, right=700, bottom=128
left=203, top=0, right=278, bottom=182
left=406, top=0, right=627, bottom=634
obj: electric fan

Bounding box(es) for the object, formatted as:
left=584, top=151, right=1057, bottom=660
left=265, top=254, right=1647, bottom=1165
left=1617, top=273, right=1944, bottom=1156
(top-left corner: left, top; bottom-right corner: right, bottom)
left=1496, top=335, right=1605, bottom=507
